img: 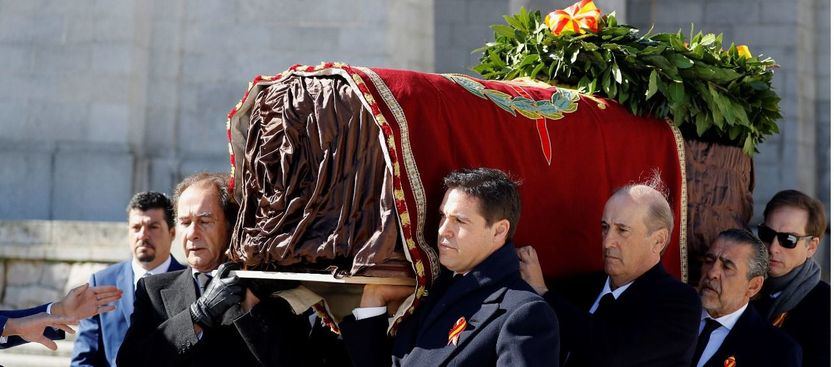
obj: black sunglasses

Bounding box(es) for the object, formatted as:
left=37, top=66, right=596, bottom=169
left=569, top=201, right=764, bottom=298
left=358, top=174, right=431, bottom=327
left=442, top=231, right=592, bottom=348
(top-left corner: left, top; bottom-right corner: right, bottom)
left=757, top=224, right=813, bottom=249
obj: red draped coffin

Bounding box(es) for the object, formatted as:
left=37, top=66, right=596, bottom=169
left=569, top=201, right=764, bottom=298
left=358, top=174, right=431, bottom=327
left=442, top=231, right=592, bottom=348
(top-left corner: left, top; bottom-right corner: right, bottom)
left=226, top=63, right=688, bottom=326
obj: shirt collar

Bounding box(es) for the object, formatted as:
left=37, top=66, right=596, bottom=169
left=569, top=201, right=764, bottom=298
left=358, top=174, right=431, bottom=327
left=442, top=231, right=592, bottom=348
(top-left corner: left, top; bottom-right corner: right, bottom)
left=602, top=276, right=634, bottom=300
left=132, top=256, right=173, bottom=285
left=701, top=302, right=748, bottom=330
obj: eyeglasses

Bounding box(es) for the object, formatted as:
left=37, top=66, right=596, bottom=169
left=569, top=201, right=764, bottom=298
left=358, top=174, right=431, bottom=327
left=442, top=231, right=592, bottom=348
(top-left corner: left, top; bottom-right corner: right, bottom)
left=757, top=224, right=813, bottom=249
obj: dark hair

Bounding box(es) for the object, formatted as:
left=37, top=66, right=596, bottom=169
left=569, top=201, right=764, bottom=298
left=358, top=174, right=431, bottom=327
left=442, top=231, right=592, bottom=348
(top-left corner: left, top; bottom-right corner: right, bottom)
left=716, top=228, right=769, bottom=280
left=173, top=172, right=238, bottom=230
left=126, top=192, right=175, bottom=229
left=443, top=168, right=521, bottom=241
left=764, top=190, right=827, bottom=238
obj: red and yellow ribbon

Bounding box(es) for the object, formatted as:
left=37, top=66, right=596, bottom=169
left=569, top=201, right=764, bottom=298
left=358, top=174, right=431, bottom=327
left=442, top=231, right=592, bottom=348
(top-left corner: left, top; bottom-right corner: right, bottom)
left=448, top=317, right=467, bottom=346
left=545, top=0, right=602, bottom=36
left=724, top=355, right=736, bottom=367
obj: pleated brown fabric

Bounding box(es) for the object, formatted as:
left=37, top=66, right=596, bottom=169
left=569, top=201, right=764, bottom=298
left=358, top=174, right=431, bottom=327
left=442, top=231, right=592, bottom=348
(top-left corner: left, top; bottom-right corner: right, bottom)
left=230, top=75, right=412, bottom=278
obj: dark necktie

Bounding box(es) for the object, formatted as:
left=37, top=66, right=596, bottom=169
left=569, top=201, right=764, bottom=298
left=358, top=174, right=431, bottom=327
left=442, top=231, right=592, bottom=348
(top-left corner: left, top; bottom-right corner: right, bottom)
left=594, top=292, right=616, bottom=315
left=691, top=318, right=722, bottom=367
left=197, top=273, right=212, bottom=295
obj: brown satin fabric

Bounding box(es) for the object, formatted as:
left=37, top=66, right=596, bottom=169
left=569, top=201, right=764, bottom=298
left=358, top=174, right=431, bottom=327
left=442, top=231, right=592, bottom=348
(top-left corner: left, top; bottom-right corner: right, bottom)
left=685, top=139, right=754, bottom=283
left=230, top=75, right=412, bottom=278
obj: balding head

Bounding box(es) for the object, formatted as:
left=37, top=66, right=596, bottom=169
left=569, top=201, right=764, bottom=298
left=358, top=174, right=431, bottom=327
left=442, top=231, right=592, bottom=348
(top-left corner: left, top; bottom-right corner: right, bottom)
left=613, top=183, right=674, bottom=250
left=602, top=173, right=674, bottom=287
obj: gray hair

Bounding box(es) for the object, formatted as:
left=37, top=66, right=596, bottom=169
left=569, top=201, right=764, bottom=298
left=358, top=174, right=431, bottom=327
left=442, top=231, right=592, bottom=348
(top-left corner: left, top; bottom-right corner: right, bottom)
left=716, top=228, right=769, bottom=280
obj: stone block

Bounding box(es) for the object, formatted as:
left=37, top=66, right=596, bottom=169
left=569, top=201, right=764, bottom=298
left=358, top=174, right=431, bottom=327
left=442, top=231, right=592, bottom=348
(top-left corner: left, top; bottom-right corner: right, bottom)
left=28, top=15, right=67, bottom=45
left=0, top=151, right=53, bottom=220
left=144, top=106, right=178, bottom=151
left=0, top=261, right=4, bottom=300
left=451, top=24, right=492, bottom=50
left=148, top=158, right=178, bottom=194
left=6, top=260, right=43, bottom=286
left=735, top=24, right=798, bottom=49
left=337, top=27, right=387, bottom=55
left=66, top=13, right=96, bottom=43
left=435, top=47, right=472, bottom=74
left=435, top=0, right=467, bottom=25
left=181, top=52, right=229, bottom=83
left=0, top=220, right=51, bottom=245
left=52, top=144, right=135, bottom=221
left=149, top=20, right=181, bottom=53
left=271, top=26, right=340, bottom=54
left=87, top=102, right=130, bottom=144
left=0, top=98, right=29, bottom=141
left=40, top=262, right=72, bottom=290
left=179, top=155, right=232, bottom=179
left=32, top=45, right=92, bottom=75
left=0, top=45, right=33, bottom=75
left=0, top=14, right=32, bottom=43
left=758, top=0, right=797, bottom=24
left=3, top=285, right=62, bottom=309
left=705, top=1, right=760, bottom=25
left=91, top=43, right=134, bottom=75
left=653, top=0, right=704, bottom=24
left=26, top=99, right=88, bottom=143
left=356, top=0, right=387, bottom=23
left=177, top=83, right=241, bottom=155
left=465, top=0, right=507, bottom=25
left=67, top=262, right=112, bottom=293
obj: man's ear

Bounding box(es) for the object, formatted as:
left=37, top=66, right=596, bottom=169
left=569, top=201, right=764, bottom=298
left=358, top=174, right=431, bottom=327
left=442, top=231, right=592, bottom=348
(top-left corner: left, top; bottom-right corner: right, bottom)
left=650, top=228, right=669, bottom=254
left=492, top=219, right=510, bottom=245
left=806, top=236, right=820, bottom=258
left=169, top=226, right=176, bottom=238
left=746, top=275, right=765, bottom=299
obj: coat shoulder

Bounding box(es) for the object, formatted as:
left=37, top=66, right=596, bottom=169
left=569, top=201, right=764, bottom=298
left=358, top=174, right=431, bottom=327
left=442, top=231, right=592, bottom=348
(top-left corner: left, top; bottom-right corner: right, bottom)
left=93, top=260, right=131, bottom=281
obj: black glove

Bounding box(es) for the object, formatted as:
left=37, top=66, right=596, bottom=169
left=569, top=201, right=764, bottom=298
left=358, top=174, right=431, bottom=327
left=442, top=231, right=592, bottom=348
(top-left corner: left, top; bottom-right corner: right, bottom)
left=189, top=262, right=244, bottom=328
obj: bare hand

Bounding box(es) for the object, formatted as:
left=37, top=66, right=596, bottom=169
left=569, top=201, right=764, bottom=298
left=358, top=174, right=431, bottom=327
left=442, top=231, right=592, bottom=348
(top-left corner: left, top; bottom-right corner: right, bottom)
left=1, top=312, right=75, bottom=350
left=517, top=246, right=548, bottom=295
left=360, top=284, right=413, bottom=315
left=51, top=283, right=123, bottom=320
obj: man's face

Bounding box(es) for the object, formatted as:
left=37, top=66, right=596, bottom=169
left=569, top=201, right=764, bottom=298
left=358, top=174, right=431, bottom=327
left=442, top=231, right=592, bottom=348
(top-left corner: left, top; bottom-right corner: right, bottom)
left=764, top=206, right=818, bottom=277
left=601, top=193, right=660, bottom=287
left=437, top=189, right=507, bottom=274
left=698, top=238, right=762, bottom=318
left=128, top=208, right=174, bottom=267
left=176, top=183, right=229, bottom=273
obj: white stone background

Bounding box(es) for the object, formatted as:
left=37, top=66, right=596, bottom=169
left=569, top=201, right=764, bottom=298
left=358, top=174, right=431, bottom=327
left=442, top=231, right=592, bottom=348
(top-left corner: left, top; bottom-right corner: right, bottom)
left=0, top=0, right=828, bottom=309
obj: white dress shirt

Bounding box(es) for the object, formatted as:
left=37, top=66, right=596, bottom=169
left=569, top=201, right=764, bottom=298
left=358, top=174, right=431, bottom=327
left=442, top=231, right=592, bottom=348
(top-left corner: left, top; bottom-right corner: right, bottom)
left=694, top=303, right=748, bottom=367
left=588, top=276, right=634, bottom=314
left=132, top=256, right=173, bottom=286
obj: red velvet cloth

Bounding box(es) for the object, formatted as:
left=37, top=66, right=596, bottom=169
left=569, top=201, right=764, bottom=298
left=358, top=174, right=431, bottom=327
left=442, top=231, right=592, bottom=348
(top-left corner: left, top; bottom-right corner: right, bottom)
left=227, top=63, right=687, bottom=284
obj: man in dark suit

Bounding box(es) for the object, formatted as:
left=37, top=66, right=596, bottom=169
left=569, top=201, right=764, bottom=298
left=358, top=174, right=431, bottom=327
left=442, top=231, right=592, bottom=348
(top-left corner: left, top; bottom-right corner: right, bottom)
left=1, top=283, right=122, bottom=350
left=340, top=168, right=560, bottom=366
left=692, top=229, right=801, bottom=367
left=72, top=192, right=186, bottom=366
left=752, top=190, right=830, bottom=367
left=519, top=177, right=701, bottom=366
left=117, top=172, right=340, bottom=366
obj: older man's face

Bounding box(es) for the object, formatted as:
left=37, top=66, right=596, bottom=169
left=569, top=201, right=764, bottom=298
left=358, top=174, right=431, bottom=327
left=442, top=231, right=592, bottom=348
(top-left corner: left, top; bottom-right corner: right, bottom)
left=699, top=238, right=762, bottom=318
left=176, top=183, right=229, bottom=273
left=600, top=193, right=658, bottom=287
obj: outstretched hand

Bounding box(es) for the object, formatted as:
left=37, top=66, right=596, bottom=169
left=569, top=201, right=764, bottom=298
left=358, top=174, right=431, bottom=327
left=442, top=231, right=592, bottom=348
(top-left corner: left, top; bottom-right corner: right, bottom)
left=1, top=312, right=75, bottom=350
left=51, top=283, right=123, bottom=320
left=517, top=245, right=549, bottom=295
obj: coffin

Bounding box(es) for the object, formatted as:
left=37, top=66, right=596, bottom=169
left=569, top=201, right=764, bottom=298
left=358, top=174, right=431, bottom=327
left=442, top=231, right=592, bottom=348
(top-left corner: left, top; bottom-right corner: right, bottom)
left=225, top=62, right=688, bottom=330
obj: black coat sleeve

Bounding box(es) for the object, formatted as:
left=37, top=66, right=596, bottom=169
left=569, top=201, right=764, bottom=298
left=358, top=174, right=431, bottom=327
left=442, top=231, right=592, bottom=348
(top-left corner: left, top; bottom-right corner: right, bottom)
left=339, top=314, right=393, bottom=367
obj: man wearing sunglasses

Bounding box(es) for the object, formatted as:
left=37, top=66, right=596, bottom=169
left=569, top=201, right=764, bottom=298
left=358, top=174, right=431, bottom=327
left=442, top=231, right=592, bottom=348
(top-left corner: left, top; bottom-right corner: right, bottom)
left=752, top=190, right=829, bottom=367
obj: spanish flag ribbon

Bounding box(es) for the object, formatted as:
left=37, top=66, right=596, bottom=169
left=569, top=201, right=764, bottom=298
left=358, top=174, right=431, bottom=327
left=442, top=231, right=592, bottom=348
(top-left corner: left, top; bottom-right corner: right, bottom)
left=545, top=0, right=602, bottom=36
left=447, top=317, right=467, bottom=346
left=724, top=355, right=736, bottom=367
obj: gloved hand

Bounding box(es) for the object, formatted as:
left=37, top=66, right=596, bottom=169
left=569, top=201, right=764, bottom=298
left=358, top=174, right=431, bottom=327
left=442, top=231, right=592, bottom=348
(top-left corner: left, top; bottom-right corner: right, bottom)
left=189, top=262, right=244, bottom=328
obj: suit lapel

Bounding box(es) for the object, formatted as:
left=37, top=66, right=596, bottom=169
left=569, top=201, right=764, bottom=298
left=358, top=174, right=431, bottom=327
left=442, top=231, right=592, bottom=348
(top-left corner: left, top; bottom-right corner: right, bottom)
left=117, top=261, right=135, bottom=325
left=161, top=270, right=197, bottom=318
left=704, top=306, right=755, bottom=367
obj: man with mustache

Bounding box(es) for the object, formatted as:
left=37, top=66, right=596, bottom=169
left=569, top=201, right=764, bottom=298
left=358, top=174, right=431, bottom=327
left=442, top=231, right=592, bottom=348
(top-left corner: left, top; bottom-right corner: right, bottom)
left=692, top=229, right=800, bottom=367
left=751, top=190, right=829, bottom=367
left=117, top=173, right=344, bottom=366
left=519, top=176, right=701, bottom=366
left=72, top=192, right=186, bottom=366
left=340, top=168, right=559, bottom=366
